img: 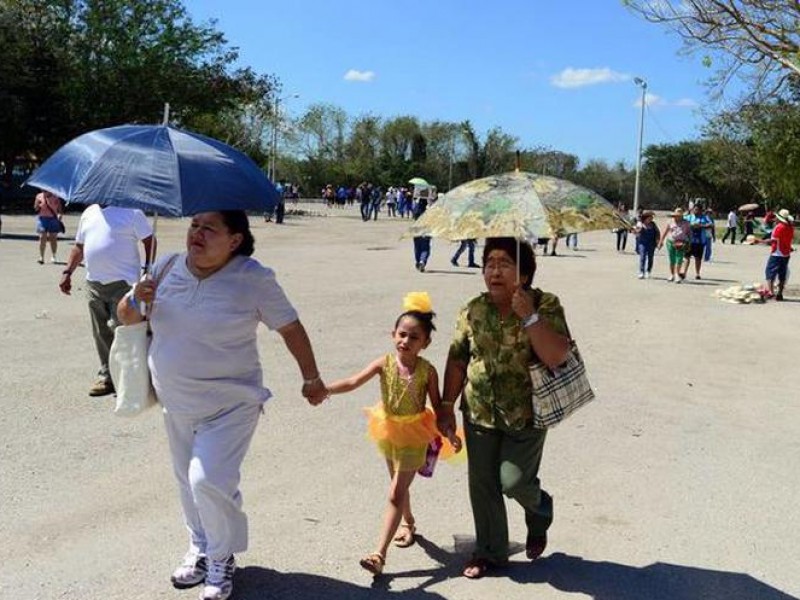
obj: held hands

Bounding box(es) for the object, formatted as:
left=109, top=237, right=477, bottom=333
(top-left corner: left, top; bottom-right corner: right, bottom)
left=302, top=377, right=327, bottom=406
left=445, top=429, right=463, bottom=454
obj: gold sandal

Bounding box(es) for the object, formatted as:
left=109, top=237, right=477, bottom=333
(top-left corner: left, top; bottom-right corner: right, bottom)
left=359, top=552, right=385, bottom=575
left=393, top=522, right=417, bottom=548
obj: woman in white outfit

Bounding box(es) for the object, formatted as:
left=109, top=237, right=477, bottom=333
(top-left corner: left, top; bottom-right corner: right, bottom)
left=118, top=210, right=327, bottom=600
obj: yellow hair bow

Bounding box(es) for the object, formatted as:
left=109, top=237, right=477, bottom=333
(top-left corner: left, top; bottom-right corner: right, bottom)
left=403, top=291, right=433, bottom=314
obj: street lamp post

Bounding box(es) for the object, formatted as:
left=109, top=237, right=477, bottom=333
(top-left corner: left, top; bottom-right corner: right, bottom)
left=632, top=77, right=647, bottom=215
left=269, top=93, right=299, bottom=183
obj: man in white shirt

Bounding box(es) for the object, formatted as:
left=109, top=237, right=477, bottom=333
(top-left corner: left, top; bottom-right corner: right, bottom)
left=59, top=205, right=155, bottom=396
left=722, top=209, right=738, bottom=244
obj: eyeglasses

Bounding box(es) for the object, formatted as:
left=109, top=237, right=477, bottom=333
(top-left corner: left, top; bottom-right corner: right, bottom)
left=484, top=260, right=516, bottom=272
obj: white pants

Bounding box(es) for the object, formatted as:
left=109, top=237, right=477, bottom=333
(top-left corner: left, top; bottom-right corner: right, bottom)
left=164, top=402, right=261, bottom=560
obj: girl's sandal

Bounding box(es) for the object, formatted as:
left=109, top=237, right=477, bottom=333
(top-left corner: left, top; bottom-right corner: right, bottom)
left=359, top=552, right=385, bottom=575
left=393, top=523, right=417, bottom=548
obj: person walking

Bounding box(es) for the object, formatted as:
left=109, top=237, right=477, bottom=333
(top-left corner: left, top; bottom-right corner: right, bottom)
left=633, top=210, right=659, bottom=278
left=437, top=237, right=570, bottom=580
left=684, top=204, right=714, bottom=279
left=615, top=203, right=630, bottom=252
left=34, top=190, right=64, bottom=264
left=658, top=208, right=691, bottom=283
left=722, top=209, right=737, bottom=244
left=451, top=239, right=479, bottom=268
left=117, top=211, right=326, bottom=600
left=59, top=204, right=155, bottom=396
left=325, top=292, right=461, bottom=575
left=412, top=195, right=431, bottom=272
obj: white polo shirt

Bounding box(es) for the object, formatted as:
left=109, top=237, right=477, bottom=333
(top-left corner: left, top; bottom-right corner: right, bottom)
left=148, top=253, right=299, bottom=416
left=75, top=205, right=153, bottom=284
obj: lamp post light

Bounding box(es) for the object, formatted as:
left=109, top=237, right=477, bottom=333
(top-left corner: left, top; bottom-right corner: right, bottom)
left=269, top=93, right=299, bottom=183
left=632, top=77, right=647, bottom=215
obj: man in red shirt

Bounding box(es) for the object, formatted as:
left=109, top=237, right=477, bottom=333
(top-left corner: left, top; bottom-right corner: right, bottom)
left=758, top=209, right=794, bottom=301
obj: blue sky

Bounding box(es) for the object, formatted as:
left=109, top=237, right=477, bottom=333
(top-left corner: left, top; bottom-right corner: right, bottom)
left=184, top=0, right=730, bottom=167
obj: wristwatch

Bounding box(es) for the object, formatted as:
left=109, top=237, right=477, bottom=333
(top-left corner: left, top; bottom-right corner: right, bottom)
left=522, top=312, right=540, bottom=328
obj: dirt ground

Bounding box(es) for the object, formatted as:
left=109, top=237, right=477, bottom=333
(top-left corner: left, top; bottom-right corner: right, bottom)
left=1, top=205, right=798, bottom=600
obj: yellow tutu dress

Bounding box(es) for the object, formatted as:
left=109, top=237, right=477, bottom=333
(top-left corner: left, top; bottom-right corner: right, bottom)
left=365, top=354, right=440, bottom=471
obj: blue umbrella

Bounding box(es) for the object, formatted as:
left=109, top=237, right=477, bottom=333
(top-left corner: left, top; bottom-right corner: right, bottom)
left=25, top=124, right=279, bottom=217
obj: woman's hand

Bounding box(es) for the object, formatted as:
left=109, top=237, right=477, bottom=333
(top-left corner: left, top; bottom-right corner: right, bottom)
left=511, top=287, right=535, bottom=320
left=446, top=429, right=463, bottom=454
left=133, top=276, right=156, bottom=304
left=437, top=409, right=456, bottom=440
left=302, top=377, right=327, bottom=406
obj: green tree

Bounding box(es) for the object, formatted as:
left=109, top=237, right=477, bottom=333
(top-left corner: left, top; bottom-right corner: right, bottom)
left=1, top=0, right=276, bottom=185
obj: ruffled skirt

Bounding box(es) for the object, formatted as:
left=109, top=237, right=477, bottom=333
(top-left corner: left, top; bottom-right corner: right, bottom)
left=365, top=404, right=460, bottom=471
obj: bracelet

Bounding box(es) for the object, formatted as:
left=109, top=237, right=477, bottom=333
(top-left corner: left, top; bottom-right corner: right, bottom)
left=62, top=270, right=73, bottom=276
left=522, top=312, right=540, bottom=328
left=303, top=375, right=322, bottom=386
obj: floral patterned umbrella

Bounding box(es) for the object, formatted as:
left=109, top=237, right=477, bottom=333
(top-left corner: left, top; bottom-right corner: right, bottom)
left=405, top=171, right=630, bottom=240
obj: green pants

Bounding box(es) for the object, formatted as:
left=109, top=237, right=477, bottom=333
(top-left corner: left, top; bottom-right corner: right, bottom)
left=465, top=421, right=552, bottom=564
left=85, top=279, right=131, bottom=381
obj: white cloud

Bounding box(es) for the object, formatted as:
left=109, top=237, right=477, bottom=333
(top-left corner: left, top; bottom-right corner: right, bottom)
left=634, top=92, right=667, bottom=108
left=344, top=69, right=375, bottom=82
left=633, top=95, right=697, bottom=109
left=674, top=97, right=699, bottom=108
left=550, top=67, right=628, bottom=88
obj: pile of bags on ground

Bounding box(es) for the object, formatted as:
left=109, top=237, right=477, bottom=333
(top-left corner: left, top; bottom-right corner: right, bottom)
left=715, top=283, right=768, bottom=304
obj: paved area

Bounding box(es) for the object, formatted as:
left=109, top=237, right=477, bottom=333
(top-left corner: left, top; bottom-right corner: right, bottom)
left=0, top=205, right=798, bottom=599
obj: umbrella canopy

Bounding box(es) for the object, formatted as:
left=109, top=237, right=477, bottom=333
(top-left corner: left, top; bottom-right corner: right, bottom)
left=738, top=202, right=759, bottom=212
left=405, top=171, right=629, bottom=240
left=25, top=124, right=279, bottom=217
left=408, top=177, right=430, bottom=188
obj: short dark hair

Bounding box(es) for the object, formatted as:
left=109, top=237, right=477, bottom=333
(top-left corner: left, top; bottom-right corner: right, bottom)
left=218, top=210, right=255, bottom=256
left=482, top=237, right=537, bottom=287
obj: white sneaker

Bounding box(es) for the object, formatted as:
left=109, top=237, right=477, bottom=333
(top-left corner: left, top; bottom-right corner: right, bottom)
left=200, top=556, right=236, bottom=600
left=637, top=272, right=645, bottom=279
left=171, top=551, right=207, bottom=589
left=667, top=275, right=674, bottom=282
left=645, top=272, right=651, bottom=279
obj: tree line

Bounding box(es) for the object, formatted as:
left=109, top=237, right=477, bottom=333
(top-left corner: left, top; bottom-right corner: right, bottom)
left=2, top=0, right=799, bottom=214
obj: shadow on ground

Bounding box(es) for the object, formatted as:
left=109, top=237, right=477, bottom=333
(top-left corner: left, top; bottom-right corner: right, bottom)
left=234, top=566, right=448, bottom=600
left=234, top=546, right=796, bottom=600
left=507, top=552, right=799, bottom=600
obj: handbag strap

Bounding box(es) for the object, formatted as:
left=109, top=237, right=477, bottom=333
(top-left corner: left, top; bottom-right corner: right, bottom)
left=144, top=253, right=180, bottom=321
left=528, top=288, right=573, bottom=365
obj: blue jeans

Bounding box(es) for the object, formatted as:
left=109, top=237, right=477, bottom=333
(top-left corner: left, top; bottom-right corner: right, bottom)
left=452, top=239, right=476, bottom=265
left=638, top=242, right=655, bottom=273
left=414, top=236, right=431, bottom=267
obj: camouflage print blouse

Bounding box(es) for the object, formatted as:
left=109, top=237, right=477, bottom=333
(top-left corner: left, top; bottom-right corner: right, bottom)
left=448, top=289, right=568, bottom=431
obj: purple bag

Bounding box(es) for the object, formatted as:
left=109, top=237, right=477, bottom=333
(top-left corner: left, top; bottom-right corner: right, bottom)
left=417, top=436, right=443, bottom=478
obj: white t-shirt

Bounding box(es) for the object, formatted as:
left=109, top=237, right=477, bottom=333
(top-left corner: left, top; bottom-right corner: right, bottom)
left=148, top=253, right=299, bottom=416
left=75, top=205, right=153, bottom=284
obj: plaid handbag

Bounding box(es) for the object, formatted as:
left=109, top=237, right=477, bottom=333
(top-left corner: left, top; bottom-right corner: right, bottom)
left=530, top=340, right=595, bottom=429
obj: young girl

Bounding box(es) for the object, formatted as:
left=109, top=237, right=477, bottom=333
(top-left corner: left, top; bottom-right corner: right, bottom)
left=326, top=292, right=462, bottom=575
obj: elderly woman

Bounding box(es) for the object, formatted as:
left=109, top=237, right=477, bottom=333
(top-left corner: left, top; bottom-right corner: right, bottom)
left=118, top=210, right=326, bottom=600
left=658, top=207, right=691, bottom=282
left=437, top=237, right=570, bottom=579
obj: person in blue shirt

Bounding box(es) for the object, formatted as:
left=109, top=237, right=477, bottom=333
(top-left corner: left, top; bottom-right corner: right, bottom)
left=684, top=204, right=714, bottom=279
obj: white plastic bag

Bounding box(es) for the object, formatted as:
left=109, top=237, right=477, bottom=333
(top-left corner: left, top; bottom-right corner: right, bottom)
left=108, top=321, right=156, bottom=416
